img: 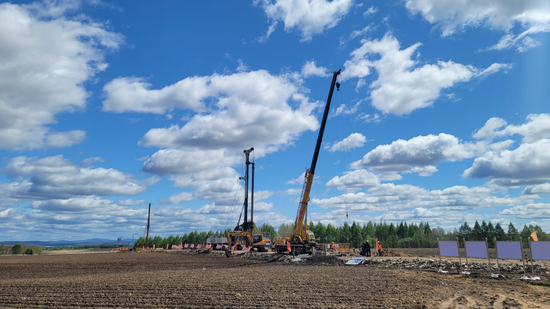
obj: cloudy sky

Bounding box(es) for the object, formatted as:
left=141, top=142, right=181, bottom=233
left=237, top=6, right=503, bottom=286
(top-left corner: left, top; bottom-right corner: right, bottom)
left=1, top=0, right=550, bottom=241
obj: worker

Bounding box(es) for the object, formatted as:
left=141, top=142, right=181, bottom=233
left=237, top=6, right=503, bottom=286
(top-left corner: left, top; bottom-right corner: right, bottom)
left=360, top=240, right=371, bottom=257
left=377, top=241, right=383, bottom=256
left=330, top=242, right=335, bottom=252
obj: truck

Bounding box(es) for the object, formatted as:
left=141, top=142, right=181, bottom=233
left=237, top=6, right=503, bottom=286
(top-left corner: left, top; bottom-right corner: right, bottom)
left=272, top=69, right=341, bottom=255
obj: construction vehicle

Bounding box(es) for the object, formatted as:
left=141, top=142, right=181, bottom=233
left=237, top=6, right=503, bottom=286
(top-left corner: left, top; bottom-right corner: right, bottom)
left=273, top=69, right=341, bottom=255
left=227, top=148, right=271, bottom=253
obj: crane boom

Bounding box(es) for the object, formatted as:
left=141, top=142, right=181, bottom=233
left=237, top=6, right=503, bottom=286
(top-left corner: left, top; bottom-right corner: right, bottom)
left=294, top=69, right=341, bottom=238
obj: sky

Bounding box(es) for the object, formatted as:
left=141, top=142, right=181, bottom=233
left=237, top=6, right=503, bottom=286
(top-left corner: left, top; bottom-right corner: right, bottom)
left=1, top=0, right=550, bottom=241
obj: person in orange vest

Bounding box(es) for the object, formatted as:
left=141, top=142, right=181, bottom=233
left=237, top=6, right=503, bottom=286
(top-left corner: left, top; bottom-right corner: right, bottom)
left=377, top=241, right=383, bottom=256
left=330, top=242, right=335, bottom=252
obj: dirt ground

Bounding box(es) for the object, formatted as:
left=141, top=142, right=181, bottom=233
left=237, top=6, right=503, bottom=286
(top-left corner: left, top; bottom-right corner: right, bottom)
left=1, top=250, right=549, bottom=308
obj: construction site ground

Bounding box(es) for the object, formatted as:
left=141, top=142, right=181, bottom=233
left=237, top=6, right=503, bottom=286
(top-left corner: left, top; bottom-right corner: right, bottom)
left=0, top=248, right=549, bottom=308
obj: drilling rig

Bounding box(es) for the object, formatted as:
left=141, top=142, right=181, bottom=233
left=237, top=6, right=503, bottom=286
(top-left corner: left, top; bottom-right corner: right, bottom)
left=227, top=147, right=271, bottom=254
left=272, top=69, right=341, bottom=254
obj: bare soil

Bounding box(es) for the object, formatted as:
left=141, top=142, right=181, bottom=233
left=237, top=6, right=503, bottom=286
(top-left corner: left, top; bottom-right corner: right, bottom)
left=1, top=250, right=549, bottom=308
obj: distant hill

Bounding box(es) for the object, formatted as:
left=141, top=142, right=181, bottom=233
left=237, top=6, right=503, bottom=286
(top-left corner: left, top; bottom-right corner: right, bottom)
left=0, top=238, right=132, bottom=247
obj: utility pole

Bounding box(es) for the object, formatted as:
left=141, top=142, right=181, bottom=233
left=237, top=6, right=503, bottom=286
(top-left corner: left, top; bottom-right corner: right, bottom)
left=146, top=203, right=151, bottom=248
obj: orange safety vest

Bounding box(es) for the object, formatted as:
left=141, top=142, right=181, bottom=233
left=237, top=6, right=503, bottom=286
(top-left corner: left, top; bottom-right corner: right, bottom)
left=377, top=243, right=382, bottom=251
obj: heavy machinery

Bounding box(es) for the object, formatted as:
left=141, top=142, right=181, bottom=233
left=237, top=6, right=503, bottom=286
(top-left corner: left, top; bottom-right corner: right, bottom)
left=273, top=69, right=341, bottom=254
left=227, top=148, right=271, bottom=253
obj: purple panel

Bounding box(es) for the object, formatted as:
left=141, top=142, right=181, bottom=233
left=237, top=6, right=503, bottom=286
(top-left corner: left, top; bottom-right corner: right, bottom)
left=531, top=241, right=550, bottom=261
left=439, top=241, right=459, bottom=257
left=465, top=241, right=488, bottom=258
left=496, top=241, right=522, bottom=260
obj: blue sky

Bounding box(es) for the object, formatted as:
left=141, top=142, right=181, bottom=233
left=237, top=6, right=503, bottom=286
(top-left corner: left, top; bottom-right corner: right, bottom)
left=1, top=0, right=550, bottom=241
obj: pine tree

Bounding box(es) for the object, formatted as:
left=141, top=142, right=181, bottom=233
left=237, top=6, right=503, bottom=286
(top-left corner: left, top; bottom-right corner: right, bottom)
left=507, top=222, right=519, bottom=241
left=458, top=221, right=471, bottom=241
left=326, top=224, right=337, bottom=243
left=472, top=221, right=482, bottom=241
left=495, top=223, right=506, bottom=241
left=341, top=222, right=352, bottom=243
left=481, top=221, right=489, bottom=240
left=316, top=222, right=326, bottom=243
left=351, top=221, right=362, bottom=248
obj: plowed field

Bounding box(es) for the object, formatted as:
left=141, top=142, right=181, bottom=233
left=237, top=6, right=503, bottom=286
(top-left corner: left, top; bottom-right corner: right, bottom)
left=1, top=251, right=549, bottom=308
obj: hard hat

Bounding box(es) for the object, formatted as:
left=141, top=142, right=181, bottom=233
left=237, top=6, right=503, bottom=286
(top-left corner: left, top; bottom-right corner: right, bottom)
left=366, top=240, right=369, bottom=242
left=331, top=242, right=334, bottom=244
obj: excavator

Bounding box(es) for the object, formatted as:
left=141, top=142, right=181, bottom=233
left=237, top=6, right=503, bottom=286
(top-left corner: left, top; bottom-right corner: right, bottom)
left=272, top=69, right=341, bottom=254
left=226, top=148, right=271, bottom=255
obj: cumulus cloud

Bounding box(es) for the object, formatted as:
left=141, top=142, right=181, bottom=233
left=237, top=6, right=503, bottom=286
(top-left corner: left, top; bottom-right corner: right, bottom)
left=341, top=34, right=508, bottom=115
left=404, top=0, right=550, bottom=51
left=0, top=1, right=122, bottom=150
left=312, top=183, right=531, bottom=212
left=500, top=203, right=550, bottom=219
left=167, top=192, right=194, bottom=205
left=325, top=169, right=379, bottom=192
left=255, top=0, right=354, bottom=41
left=474, top=114, right=550, bottom=143
left=351, top=133, right=478, bottom=176
left=1, top=155, right=158, bottom=200
left=328, top=133, right=366, bottom=152
left=523, top=183, right=550, bottom=195
left=142, top=149, right=240, bottom=175
left=301, top=60, right=329, bottom=77
left=105, top=71, right=320, bottom=171
left=463, top=139, right=550, bottom=185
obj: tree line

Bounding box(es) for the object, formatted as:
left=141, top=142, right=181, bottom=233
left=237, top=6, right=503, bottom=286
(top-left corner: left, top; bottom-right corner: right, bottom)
left=134, top=220, right=548, bottom=250
left=0, top=243, right=43, bottom=255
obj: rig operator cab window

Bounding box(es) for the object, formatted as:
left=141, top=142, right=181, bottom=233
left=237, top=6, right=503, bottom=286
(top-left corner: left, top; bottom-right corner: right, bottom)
left=252, top=235, right=263, bottom=244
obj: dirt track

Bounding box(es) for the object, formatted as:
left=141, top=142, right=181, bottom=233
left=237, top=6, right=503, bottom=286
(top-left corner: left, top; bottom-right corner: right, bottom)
left=1, top=251, right=549, bottom=308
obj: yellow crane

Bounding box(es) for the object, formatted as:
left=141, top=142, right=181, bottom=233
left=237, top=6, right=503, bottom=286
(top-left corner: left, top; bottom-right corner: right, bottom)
left=272, top=69, right=341, bottom=254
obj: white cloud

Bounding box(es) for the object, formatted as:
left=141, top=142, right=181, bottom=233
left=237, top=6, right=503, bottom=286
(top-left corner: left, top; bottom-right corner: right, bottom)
left=81, top=157, right=105, bottom=166
left=342, top=34, right=508, bottom=115
left=474, top=114, right=550, bottom=143
left=328, top=133, right=366, bottom=152
left=358, top=113, right=380, bottom=123
left=106, top=71, right=320, bottom=168
left=301, top=60, right=329, bottom=77
left=286, top=171, right=306, bottom=185
left=312, top=183, right=531, bottom=213
left=284, top=188, right=303, bottom=195
left=0, top=1, right=122, bottom=150
left=166, top=167, right=274, bottom=206
left=143, top=149, right=240, bottom=175
left=349, top=25, right=371, bottom=39
left=363, top=6, right=378, bottom=18
left=167, top=192, right=194, bottom=205
left=351, top=133, right=478, bottom=176
left=500, top=203, right=550, bottom=219
left=195, top=201, right=273, bottom=214
left=463, top=139, right=550, bottom=184
left=404, top=0, right=550, bottom=51
left=330, top=101, right=361, bottom=118
left=256, top=0, right=355, bottom=41
left=326, top=169, right=379, bottom=192
left=118, top=199, right=146, bottom=206
left=102, top=76, right=207, bottom=114
left=1, top=155, right=158, bottom=200
left=523, top=183, right=550, bottom=195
